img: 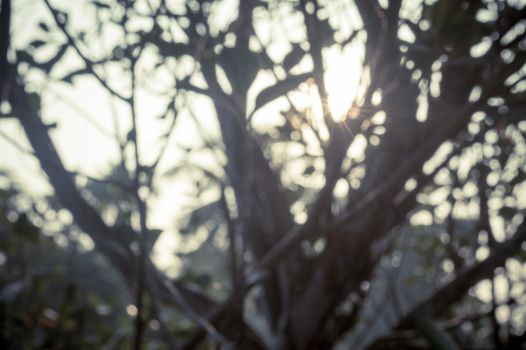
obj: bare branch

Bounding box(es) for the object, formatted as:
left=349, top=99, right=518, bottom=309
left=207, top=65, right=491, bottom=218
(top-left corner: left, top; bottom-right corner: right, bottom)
left=10, top=69, right=231, bottom=347
left=42, top=0, right=130, bottom=102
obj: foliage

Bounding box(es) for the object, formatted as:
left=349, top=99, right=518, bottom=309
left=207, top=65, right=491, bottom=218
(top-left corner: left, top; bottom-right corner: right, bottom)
left=0, top=175, right=135, bottom=349
left=1, top=0, right=526, bottom=349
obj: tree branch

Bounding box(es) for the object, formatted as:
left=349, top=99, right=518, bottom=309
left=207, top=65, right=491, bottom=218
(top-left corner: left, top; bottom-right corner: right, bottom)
left=0, top=0, right=10, bottom=103
left=400, top=215, right=526, bottom=326
left=42, top=0, right=130, bottom=102
left=10, top=72, right=231, bottom=347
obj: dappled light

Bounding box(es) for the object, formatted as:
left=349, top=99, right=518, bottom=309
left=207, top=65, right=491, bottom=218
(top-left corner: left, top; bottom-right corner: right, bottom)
left=1, top=0, right=526, bottom=349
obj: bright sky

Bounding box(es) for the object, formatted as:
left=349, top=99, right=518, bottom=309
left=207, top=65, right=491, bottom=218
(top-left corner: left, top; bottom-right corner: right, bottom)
left=0, top=2, right=519, bottom=311
left=0, top=0, right=366, bottom=271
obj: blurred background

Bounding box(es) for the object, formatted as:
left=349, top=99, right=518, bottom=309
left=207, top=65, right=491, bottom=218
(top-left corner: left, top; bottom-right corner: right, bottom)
left=0, top=0, right=526, bottom=349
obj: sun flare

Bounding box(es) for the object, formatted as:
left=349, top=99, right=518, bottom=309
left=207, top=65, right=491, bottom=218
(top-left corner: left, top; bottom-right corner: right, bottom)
left=291, top=46, right=362, bottom=125
left=325, top=47, right=362, bottom=122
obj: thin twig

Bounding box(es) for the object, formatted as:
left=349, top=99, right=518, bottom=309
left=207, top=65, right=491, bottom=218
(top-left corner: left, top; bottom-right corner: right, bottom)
left=220, top=186, right=245, bottom=344
left=128, top=52, right=148, bottom=350
left=42, top=0, right=130, bottom=102
left=149, top=95, right=178, bottom=173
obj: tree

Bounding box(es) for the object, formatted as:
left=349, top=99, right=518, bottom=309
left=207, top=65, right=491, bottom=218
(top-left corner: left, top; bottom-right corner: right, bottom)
left=0, top=172, right=137, bottom=349
left=1, top=0, right=526, bottom=349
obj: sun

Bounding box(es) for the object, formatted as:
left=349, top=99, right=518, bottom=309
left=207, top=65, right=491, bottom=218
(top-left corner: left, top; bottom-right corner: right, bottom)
left=290, top=46, right=362, bottom=125
left=324, top=46, right=362, bottom=122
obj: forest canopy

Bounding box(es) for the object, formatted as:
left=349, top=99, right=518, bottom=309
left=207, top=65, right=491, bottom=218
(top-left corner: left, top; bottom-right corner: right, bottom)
left=1, top=0, right=526, bottom=349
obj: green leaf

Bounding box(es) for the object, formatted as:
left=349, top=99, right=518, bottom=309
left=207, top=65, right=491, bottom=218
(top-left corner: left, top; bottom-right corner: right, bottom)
left=254, top=73, right=312, bottom=111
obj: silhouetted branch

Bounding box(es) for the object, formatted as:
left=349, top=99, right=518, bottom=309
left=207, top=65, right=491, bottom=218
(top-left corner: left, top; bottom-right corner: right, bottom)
left=42, top=0, right=130, bottom=102
left=0, top=0, right=10, bottom=103
left=400, top=215, right=526, bottom=325
left=10, top=70, right=232, bottom=347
